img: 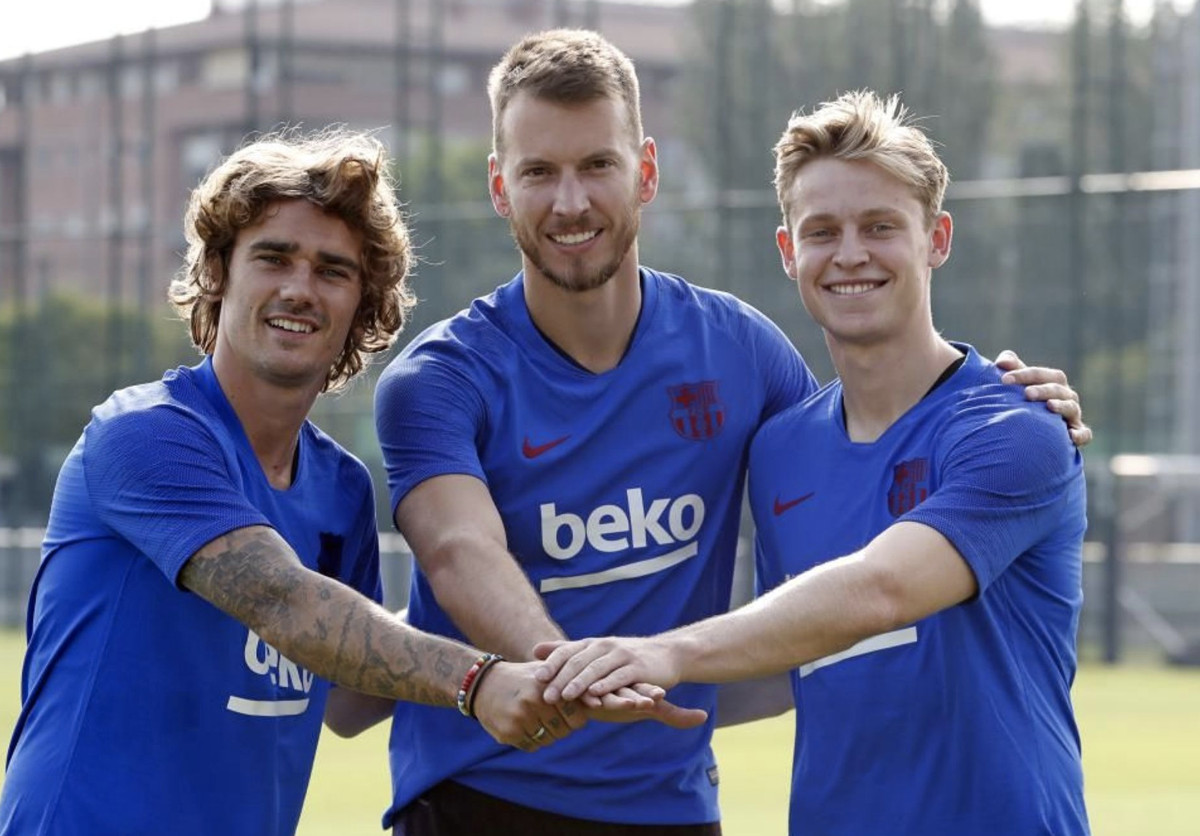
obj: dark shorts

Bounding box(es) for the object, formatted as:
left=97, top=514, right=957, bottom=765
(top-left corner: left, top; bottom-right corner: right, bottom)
left=392, top=779, right=722, bottom=836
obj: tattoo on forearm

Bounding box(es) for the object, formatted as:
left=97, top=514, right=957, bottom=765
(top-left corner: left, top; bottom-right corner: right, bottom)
left=180, top=526, right=468, bottom=708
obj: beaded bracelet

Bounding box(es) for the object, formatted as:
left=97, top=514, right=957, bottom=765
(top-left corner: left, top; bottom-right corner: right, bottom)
left=464, top=653, right=504, bottom=719
left=456, top=652, right=504, bottom=717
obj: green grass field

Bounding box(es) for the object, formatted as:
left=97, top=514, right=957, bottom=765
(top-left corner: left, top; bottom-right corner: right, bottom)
left=0, top=630, right=1195, bottom=834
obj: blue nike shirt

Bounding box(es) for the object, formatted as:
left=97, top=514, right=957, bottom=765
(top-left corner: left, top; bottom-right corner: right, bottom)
left=1, top=357, right=383, bottom=836
left=749, top=345, right=1089, bottom=836
left=375, top=268, right=817, bottom=825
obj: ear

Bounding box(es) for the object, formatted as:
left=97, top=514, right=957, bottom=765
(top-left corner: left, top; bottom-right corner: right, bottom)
left=776, top=225, right=798, bottom=281
left=928, top=211, right=953, bottom=269
left=488, top=153, right=510, bottom=218
left=637, top=137, right=660, bottom=205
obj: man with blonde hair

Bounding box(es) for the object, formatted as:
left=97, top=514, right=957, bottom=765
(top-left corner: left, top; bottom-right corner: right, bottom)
left=538, top=90, right=1091, bottom=835
left=371, top=26, right=1089, bottom=835
left=0, top=128, right=660, bottom=836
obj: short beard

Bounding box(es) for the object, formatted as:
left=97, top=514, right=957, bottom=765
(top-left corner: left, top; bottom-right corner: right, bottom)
left=512, top=229, right=625, bottom=293
left=511, top=196, right=641, bottom=294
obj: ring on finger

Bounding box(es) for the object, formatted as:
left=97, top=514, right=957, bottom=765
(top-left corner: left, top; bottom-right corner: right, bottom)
left=531, top=725, right=547, bottom=741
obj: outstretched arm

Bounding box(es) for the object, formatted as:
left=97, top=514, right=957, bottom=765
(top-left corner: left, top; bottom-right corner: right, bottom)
left=396, top=475, right=701, bottom=728
left=180, top=525, right=473, bottom=706
left=535, top=521, right=976, bottom=700
left=994, top=349, right=1091, bottom=447
left=323, top=607, right=413, bottom=737
left=396, top=474, right=565, bottom=659
left=179, top=524, right=667, bottom=747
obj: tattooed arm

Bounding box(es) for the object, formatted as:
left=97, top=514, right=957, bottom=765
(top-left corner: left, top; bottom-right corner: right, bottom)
left=179, top=525, right=471, bottom=706
left=179, top=524, right=619, bottom=747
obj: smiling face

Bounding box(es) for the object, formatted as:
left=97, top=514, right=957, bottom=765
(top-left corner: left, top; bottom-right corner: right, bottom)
left=488, top=92, right=658, bottom=294
left=212, top=199, right=363, bottom=396
left=776, top=157, right=952, bottom=351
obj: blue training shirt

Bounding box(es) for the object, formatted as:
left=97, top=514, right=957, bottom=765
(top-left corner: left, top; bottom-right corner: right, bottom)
left=748, top=344, right=1089, bottom=836
left=0, top=357, right=383, bottom=836
left=375, top=268, right=817, bottom=825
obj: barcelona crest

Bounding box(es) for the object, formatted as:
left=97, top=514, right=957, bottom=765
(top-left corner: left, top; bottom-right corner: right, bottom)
left=888, top=457, right=930, bottom=516
left=668, top=381, right=725, bottom=441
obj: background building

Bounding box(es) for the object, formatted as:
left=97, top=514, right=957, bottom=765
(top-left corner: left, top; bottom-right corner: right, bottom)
left=2, top=0, right=1199, bottom=660
left=0, top=0, right=683, bottom=305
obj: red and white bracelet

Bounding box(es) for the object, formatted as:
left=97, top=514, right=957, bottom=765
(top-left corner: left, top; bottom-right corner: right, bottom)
left=456, top=652, right=504, bottom=718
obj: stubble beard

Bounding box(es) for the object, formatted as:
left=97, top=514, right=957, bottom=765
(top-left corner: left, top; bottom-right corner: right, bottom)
left=511, top=196, right=642, bottom=294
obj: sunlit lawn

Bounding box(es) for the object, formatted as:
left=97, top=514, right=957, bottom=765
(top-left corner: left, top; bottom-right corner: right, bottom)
left=0, top=631, right=1195, bottom=834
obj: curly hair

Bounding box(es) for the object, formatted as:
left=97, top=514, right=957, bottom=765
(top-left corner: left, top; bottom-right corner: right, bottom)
left=773, top=90, right=949, bottom=231
left=169, top=128, right=415, bottom=392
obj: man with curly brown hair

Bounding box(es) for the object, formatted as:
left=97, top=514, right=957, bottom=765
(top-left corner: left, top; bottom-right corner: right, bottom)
left=0, top=128, right=678, bottom=836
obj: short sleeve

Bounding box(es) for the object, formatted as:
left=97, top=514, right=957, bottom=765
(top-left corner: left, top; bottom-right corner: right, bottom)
left=740, top=303, right=818, bottom=422
left=902, top=396, right=1084, bottom=592
left=83, top=405, right=269, bottom=585
left=374, top=347, right=489, bottom=519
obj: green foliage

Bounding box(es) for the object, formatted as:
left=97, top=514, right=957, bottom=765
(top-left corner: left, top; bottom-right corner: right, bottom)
left=681, top=0, right=996, bottom=181
left=0, top=295, right=196, bottom=523
left=661, top=0, right=1007, bottom=382
left=398, top=134, right=493, bottom=205
left=390, top=134, right=517, bottom=333
left=671, top=0, right=1158, bottom=450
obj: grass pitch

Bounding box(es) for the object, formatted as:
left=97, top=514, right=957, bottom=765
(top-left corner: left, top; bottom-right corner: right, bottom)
left=0, top=631, right=1195, bottom=834
left=298, top=663, right=1200, bottom=835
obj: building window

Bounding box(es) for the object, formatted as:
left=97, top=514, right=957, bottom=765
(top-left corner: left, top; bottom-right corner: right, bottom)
left=289, top=52, right=395, bottom=92
left=178, top=54, right=203, bottom=87
left=203, top=48, right=249, bottom=89
left=121, top=65, right=144, bottom=99
left=154, top=60, right=180, bottom=94
left=49, top=71, right=73, bottom=105
left=78, top=69, right=104, bottom=102
left=251, top=51, right=278, bottom=93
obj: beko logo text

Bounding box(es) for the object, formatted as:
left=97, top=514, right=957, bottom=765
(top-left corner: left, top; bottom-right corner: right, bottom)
left=540, top=488, right=706, bottom=560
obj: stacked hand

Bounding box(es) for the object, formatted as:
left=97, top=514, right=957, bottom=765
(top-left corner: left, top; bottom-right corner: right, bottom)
left=471, top=657, right=703, bottom=751
left=531, top=638, right=676, bottom=709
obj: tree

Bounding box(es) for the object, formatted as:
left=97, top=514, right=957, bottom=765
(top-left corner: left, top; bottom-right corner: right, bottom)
left=0, top=295, right=195, bottom=524
left=674, top=0, right=999, bottom=375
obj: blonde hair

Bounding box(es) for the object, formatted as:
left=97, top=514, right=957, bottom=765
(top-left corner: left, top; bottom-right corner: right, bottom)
left=773, top=90, right=948, bottom=229
left=169, top=128, right=415, bottom=392
left=487, top=29, right=643, bottom=157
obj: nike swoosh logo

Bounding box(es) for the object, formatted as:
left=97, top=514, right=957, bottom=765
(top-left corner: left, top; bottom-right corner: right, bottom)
left=773, top=492, right=814, bottom=516
left=522, top=435, right=570, bottom=459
